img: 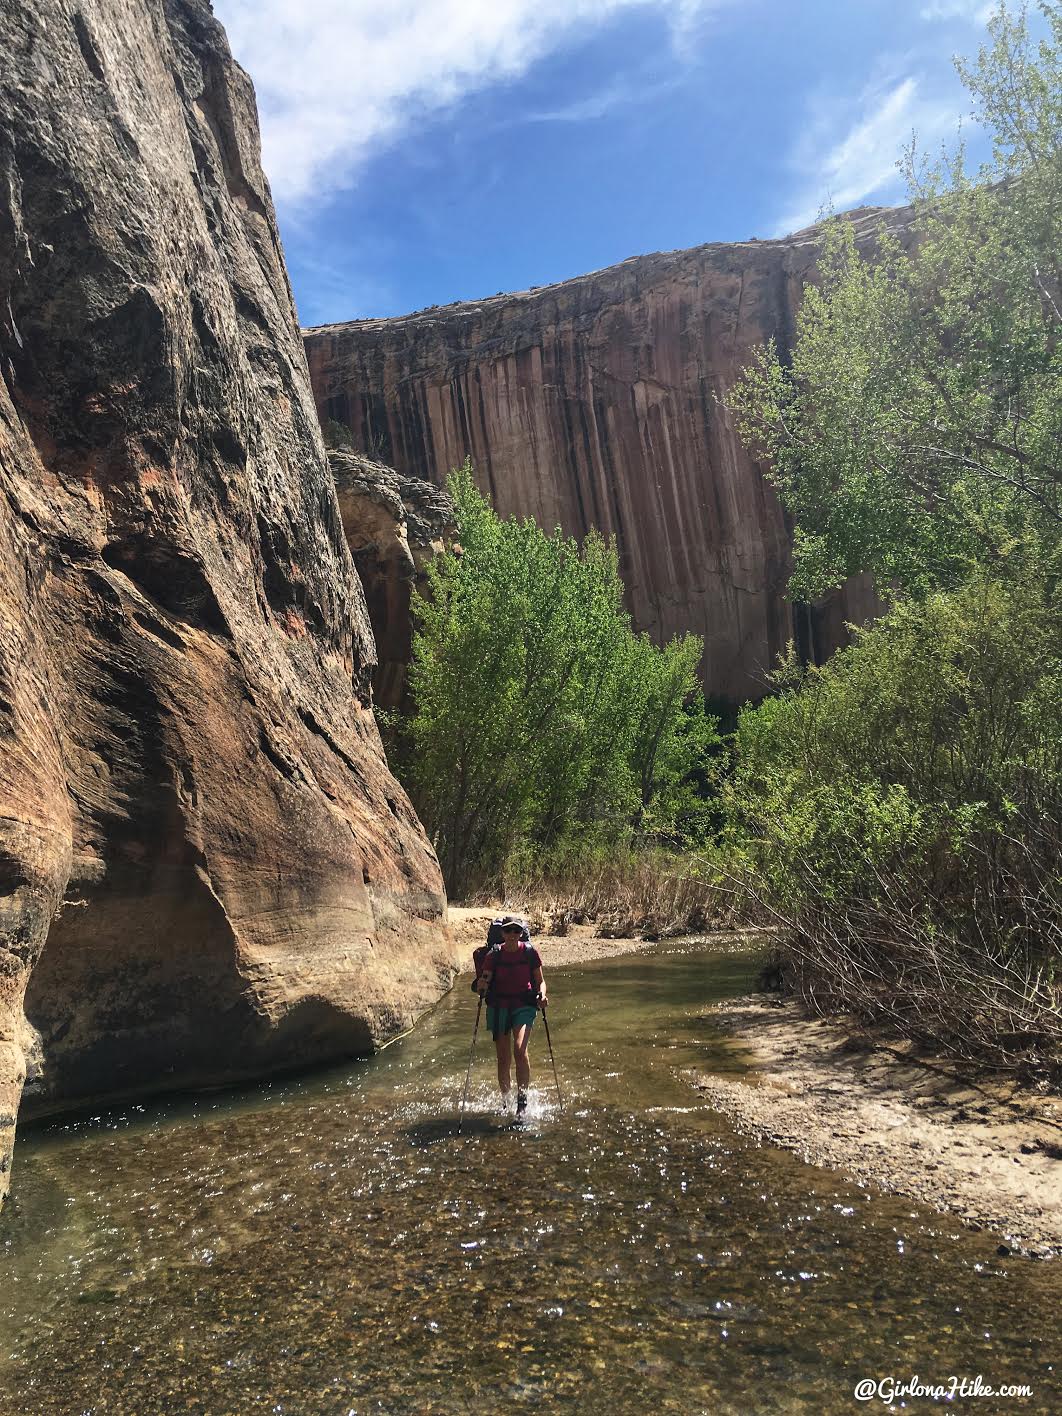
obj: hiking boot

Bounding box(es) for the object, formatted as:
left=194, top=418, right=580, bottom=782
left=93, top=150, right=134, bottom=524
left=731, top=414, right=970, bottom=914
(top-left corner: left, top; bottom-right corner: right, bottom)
left=516, top=1090, right=528, bottom=1115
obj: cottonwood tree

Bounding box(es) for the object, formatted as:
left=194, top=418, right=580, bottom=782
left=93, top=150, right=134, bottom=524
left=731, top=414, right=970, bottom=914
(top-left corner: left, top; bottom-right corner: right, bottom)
left=406, top=463, right=709, bottom=896
left=729, top=1, right=1061, bottom=598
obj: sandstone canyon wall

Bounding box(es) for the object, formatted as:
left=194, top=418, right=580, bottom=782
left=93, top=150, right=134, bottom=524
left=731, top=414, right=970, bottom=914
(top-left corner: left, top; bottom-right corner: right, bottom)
left=304, top=215, right=904, bottom=704
left=0, top=0, right=454, bottom=1205
left=328, top=449, right=454, bottom=709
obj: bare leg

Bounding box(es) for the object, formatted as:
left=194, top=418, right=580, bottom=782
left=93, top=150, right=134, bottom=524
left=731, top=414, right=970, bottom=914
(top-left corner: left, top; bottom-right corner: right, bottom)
left=494, top=1032, right=512, bottom=1097
left=512, top=1023, right=531, bottom=1091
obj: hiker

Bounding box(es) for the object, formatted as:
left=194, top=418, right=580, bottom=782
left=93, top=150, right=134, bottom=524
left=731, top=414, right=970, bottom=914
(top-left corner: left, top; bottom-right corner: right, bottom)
left=476, top=915, right=547, bottom=1114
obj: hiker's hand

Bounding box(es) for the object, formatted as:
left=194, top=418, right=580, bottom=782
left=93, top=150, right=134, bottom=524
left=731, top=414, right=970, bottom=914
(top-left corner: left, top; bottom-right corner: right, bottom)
left=538, top=993, right=548, bottom=1008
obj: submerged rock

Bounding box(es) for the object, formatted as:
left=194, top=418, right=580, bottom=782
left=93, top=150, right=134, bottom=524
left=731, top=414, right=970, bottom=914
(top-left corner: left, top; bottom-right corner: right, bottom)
left=0, top=0, right=454, bottom=1203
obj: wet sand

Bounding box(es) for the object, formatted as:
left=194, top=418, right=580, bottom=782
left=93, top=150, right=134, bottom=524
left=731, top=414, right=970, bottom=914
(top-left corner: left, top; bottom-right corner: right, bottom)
left=692, top=998, right=1062, bottom=1259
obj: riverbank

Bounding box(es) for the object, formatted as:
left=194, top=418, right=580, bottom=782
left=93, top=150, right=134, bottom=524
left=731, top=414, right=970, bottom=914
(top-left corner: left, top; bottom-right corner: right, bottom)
left=692, top=998, right=1062, bottom=1259
left=448, top=905, right=766, bottom=968
left=448, top=905, right=652, bottom=967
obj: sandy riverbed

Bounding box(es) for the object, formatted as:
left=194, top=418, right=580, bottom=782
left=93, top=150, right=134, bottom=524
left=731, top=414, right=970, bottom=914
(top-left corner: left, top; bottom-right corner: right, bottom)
left=693, top=998, right=1062, bottom=1258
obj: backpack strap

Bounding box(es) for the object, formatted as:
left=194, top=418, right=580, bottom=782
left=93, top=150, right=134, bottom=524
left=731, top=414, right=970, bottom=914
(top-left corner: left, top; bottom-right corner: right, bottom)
left=479, top=942, right=503, bottom=1004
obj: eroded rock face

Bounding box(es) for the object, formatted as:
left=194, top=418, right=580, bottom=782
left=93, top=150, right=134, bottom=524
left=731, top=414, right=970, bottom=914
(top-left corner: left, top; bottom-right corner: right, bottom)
left=305, top=211, right=903, bottom=703
left=328, top=449, right=454, bottom=708
left=0, top=0, right=453, bottom=1203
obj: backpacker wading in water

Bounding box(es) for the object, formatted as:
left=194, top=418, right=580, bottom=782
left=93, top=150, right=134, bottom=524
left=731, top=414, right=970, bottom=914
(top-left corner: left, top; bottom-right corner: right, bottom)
left=474, top=916, right=547, bottom=1114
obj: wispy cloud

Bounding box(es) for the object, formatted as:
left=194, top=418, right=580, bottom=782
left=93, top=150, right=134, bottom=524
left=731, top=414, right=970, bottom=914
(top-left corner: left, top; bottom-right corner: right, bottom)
left=523, top=72, right=683, bottom=123
left=285, top=243, right=397, bottom=327
left=919, top=0, right=995, bottom=23
left=525, top=78, right=642, bottom=124
left=771, top=71, right=963, bottom=236
left=213, top=0, right=717, bottom=208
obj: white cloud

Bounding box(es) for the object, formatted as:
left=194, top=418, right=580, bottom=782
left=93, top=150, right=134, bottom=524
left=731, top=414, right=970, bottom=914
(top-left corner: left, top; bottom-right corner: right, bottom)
left=523, top=71, right=684, bottom=123
left=919, top=0, right=995, bottom=22
left=771, top=73, right=962, bottom=236
left=213, top=0, right=713, bottom=207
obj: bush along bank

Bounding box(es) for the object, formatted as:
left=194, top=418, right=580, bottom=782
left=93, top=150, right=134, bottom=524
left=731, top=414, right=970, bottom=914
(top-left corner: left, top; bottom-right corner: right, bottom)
left=400, top=464, right=717, bottom=901
left=719, top=577, right=1061, bottom=1080
left=467, top=849, right=765, bottom=942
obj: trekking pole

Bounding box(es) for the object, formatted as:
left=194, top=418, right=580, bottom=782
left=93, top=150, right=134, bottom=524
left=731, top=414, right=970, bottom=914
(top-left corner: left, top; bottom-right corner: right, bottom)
left=539, top=1001, right=563, bottom=1110
left=459, top=994, right=484, bottom=1130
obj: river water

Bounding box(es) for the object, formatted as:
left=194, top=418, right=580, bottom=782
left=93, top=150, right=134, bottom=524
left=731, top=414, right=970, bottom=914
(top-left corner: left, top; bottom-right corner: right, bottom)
left=1, top=941, right=1058, bottom=1415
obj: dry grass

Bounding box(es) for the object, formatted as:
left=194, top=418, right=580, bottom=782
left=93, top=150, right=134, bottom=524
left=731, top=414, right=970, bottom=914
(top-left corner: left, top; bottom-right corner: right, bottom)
left=469, top=852, right=761, bottom=940
left=731, top=837, right=1062, bottom=1085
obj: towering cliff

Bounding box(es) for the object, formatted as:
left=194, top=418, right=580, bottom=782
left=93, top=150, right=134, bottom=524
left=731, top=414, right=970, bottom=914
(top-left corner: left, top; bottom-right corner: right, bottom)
left=304, top=214, right=905, bottom=703
left=0, top=0, right=453, bottom=1205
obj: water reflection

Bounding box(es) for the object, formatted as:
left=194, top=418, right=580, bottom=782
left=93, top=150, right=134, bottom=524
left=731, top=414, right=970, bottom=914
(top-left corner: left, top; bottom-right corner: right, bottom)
left=0, top=944, right=1058, bottom=1414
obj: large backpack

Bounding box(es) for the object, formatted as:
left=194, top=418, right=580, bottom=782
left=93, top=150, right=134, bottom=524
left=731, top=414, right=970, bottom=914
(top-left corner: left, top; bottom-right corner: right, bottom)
left=485, top=941, right=541, bottom=1005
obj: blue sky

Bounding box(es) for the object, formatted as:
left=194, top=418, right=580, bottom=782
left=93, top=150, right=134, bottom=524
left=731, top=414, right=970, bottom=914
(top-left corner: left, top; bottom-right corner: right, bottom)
left=213, top=0, right=1001, bottom=326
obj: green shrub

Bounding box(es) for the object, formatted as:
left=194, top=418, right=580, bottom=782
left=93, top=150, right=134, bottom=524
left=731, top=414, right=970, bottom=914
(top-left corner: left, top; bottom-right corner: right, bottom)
left=721, top=6, right=1062, bottom=1072
left=723, top=577, right=1062, bottom=1069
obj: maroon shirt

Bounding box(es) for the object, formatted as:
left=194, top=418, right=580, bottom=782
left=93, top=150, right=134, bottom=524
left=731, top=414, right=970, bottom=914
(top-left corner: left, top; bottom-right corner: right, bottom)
left=482, top=942, right=541, bottom=1006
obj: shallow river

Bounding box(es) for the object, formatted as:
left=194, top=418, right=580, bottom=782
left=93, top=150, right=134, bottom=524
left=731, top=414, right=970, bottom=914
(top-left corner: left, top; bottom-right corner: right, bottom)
left=1, top=942, right=1058, bottom=1415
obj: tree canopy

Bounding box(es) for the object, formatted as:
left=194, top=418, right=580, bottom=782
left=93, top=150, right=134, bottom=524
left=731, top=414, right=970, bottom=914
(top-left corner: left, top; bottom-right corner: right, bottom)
left=719, top=3, right=1062, bottom=1067
left=728, top=1, right=1061, bottom=600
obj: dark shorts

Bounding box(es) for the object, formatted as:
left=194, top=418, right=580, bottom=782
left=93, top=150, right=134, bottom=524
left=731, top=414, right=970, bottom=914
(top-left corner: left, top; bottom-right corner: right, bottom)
left=488, top=1003, right=537, bottom=1037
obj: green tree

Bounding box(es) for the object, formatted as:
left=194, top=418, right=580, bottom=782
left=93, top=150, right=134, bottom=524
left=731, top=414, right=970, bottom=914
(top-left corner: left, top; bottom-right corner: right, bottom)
left=728, top=1, right=1061, bottom=599
left=718, top=4, right=1062, bottom=1067
left=406, top=463, right=710, bottom=895
left=628, top=633, right=719, bottom=842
